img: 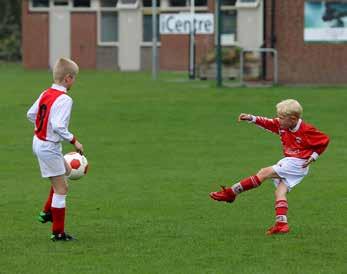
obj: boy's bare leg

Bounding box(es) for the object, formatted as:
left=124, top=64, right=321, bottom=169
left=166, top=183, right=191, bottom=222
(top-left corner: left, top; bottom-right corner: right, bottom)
left=64, top=159, right=72, bottom=177
left=209, top=166, right=280, bottom=202
left=39, top=162, right=71, bottom=224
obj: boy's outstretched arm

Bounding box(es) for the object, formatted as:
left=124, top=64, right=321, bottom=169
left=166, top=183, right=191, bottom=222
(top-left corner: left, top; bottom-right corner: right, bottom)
left=238, top=113, right=280, bottom=134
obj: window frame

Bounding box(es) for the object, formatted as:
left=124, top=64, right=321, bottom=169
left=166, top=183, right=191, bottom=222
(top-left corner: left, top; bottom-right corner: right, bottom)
left=29, top=0, right=98, bottom=11
left=117, top=0, right=140, bottom=9
left=29, top=0, right=50, bottom=11
left=235, top=0, right=259, bottom=8
left=218, top=3, right=238, bottom=46
left=98, top=8, right=120, bottom=46
left=141, top=11, right=161, bottom=47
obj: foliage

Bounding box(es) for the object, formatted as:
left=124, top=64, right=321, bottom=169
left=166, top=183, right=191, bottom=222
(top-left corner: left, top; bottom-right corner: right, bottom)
left=201, top=46, right=242, bottom=65
left=0, top=0, right=22, bottom=61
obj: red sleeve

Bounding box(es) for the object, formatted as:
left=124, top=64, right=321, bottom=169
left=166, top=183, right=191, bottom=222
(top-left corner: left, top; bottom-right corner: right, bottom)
left=254, top=116, right=280, bottom=135
left=305, top=127, right=330, bottom=155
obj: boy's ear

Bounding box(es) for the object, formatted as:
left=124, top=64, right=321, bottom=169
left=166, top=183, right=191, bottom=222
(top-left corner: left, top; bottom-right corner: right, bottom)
left=291, top=115, right=299, bottom=121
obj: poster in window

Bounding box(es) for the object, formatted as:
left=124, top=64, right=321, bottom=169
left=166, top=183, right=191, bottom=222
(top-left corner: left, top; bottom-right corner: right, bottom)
left=305, top=1, right=347, bottom=42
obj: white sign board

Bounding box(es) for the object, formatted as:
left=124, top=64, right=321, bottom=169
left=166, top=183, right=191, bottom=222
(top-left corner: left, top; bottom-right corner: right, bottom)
left=160, top=13, right=214, bottom=34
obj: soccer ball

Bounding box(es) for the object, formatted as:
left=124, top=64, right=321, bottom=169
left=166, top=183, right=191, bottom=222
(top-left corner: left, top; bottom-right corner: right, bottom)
left=64, top=152, right=88, bottom=180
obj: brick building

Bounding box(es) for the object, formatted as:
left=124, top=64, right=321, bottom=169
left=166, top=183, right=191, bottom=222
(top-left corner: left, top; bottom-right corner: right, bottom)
left=264, top=0, right=347, bottom=84
left=23, top=0, right=347, bottom=84
left=22, top=0, right=263, bottom=71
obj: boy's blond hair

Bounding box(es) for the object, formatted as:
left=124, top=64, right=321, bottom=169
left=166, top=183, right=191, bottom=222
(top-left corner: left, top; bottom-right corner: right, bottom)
left=53, top=57, right=79, bottom=83
left=276, top=99, right=303, bottom=118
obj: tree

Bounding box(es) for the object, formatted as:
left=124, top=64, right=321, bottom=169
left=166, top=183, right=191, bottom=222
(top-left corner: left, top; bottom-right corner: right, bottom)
left=0, top=0, right=22, bottom=61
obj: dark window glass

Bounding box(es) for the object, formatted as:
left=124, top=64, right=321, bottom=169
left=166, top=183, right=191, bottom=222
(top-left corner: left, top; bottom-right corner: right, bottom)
left=100, top=0, right=118, bottom=6
left=222, top=0, right=236, bottom=5
left=143, top=15, right=160, bottom=42
left=195, top=0, right=207, bottom=6
left=73, top=0, right=91, bottom=7
left=221, top=10, right=236, bottom=35
left=120, top=0, right=138, bottom=4
left=101, top=12, right=118, bottom=42
left=169, top=0, right=186, bottom=7
left=32, top=0, right=49, bottom=7
left=143, top=0, right=160, bottom=7
left=54, top=0, right=69, bottom=6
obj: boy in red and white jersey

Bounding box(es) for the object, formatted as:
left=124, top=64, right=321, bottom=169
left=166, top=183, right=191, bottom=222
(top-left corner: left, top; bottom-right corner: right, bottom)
left=27, top=58, right=84, bottom=241
left=209, top=99, right=329, bottom=235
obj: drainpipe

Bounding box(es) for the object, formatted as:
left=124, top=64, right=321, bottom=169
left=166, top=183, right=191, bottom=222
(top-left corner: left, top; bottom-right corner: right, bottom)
left=271, top=0, right=276, bottom=49
left=261, top=0, right=267, bottom=80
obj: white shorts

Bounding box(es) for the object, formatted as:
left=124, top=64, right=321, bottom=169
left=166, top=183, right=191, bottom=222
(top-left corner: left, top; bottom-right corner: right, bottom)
left=272, top=157, right=309, bottom=192
left=32, top=135, right=66, bottom=178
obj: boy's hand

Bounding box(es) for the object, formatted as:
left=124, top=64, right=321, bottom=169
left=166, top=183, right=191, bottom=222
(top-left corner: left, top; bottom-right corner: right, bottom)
left=238, top=113, right=252, bottom=122
left=74, top=140, right=84, bottom=155
left=302, top=157, right=315, bottom=168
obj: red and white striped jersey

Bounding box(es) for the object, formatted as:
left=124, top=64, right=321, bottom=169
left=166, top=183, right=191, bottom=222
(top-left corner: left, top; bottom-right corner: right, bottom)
left=251, top=116, right=329, bottom=160
left=27, top=84, right=74, bottom=143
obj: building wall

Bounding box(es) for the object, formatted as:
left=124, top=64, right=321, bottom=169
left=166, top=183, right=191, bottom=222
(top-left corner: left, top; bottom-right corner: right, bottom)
left=237, top=2, right=263, bottom=49
left=118, top=9, right=142, bottom=71
left=160, top=34, right=213, bottom=71
left=22, top=0, right=49, bottom=69
left=97, top=47, right=119, bottom=70
left=141, top=47, right=160, bottom=71
left=160, top=0, right=215, bottom=71
left=265, top=0, right=347, bottom=84
left=71, top=13, right=97, bottom=69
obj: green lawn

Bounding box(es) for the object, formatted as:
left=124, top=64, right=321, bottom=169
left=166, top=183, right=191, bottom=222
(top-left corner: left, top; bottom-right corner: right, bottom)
left=0, top=63, right=346, bottom=274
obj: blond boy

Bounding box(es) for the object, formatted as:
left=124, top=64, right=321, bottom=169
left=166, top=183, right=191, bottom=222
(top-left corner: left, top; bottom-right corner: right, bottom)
left=209, top=99, right=329, bottom=235
left=27, top=58, right=83, bottom=241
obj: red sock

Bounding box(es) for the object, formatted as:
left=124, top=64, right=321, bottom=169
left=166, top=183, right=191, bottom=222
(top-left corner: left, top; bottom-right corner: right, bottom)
left=275, top=200, right=288, bottom=224
left=51, top=207, right=65, bottom=235
left=43, top=186, right=54, bottom=213
left=232, top=175, right=262, bottom=194
left=51, top=193, right=66, bottom=235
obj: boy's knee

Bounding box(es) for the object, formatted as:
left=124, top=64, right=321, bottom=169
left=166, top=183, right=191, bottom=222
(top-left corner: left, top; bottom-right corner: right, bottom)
left=256, top=167, right=272, bottom=181
left=55, top=185, right=68, bottom=195
left=275, top=183, right=288, bottom=199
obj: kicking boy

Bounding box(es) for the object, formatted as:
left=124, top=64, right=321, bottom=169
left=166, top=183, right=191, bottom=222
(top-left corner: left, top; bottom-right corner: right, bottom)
left=209, top=99, right=329, bottom=235
left=27, top=58, right=84, bottom=241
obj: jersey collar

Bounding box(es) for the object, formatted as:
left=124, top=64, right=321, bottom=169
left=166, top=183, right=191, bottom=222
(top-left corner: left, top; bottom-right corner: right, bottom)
left=289, top=119, right=302, bottom=133
left=51, top=84, right=67, bottom=93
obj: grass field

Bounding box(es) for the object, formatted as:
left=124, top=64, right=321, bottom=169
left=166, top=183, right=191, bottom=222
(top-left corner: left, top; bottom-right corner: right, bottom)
left=0, top=63, right=346, bottom=274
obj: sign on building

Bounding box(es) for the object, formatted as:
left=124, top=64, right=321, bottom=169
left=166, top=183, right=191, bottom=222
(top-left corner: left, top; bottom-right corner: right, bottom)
left=305, top=1, right=347, bottom=42
left=160, top=13, right=214, bottom=34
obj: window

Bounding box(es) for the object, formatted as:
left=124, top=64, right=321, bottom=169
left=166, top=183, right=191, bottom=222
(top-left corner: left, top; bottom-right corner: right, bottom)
left=195, top=0, right=208, bottom=6
left=32, top=0, right=49, bottom=7
left=53, top=0, right=69, bottom=6
left=73, top=0, right=91, bottom=7
left=221, top=10, right=236, bottom=35
left=118, top=0, right=139, bottom=8
left=236, top=0, right=258, bottom=7
left=222, top=0, right=236, bottom=5
left=100, top=0, right=118, bottom=7
left=101, top=12, right=118, bottom=42
left=143, top=0, right=160, bottom=7
left=169, top=0, right=186, bottom=7
left=143, top=15, right=160, bottom=42
left=119, top=0, right=138, bottom=4
left=239, top=0, right=256, bottom=2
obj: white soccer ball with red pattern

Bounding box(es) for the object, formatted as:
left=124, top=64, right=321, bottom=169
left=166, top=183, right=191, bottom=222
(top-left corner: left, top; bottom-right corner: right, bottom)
left=64, top=152, right=88, bottom=180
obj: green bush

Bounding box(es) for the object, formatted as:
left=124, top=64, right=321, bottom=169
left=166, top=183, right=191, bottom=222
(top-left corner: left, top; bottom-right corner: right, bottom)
left=0, top=0, right=21, bottom=61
